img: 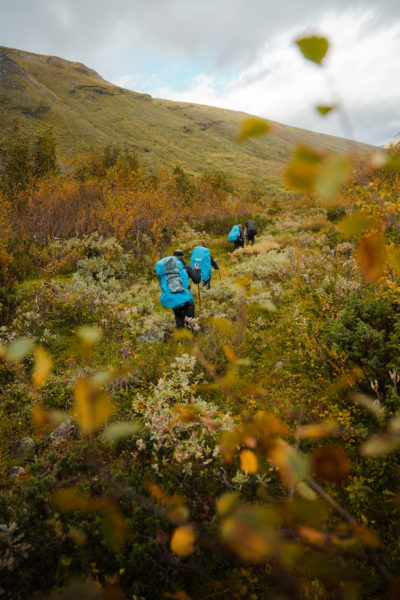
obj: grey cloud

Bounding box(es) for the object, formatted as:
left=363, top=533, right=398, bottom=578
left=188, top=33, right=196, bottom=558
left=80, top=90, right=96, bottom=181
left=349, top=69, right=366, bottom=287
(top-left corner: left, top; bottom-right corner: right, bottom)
left=1, top=0, right=399, bottom=76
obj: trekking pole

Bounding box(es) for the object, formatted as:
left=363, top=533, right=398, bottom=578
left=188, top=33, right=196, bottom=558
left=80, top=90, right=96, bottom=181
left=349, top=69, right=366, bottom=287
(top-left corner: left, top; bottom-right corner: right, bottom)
left=218, top=269, right=222, bottom=281
left=198, top=283, right=201, bottom=308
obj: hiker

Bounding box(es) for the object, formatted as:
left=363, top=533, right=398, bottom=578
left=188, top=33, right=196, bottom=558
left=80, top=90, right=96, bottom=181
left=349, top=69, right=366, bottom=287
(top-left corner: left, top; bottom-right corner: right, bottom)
left=245, top=220, right=257, bottom=245
left=190, top=244, right=219, bottom=290
left=228, top=224, right=244, bottom=250
left=156, top=249, right=201, bottom=330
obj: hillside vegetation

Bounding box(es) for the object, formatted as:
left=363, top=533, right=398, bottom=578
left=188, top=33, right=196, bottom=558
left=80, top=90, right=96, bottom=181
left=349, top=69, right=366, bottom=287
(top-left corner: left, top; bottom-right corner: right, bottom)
left=1, top=38, right=400, bottom=600
left=0, top=46, right=375, bottom=187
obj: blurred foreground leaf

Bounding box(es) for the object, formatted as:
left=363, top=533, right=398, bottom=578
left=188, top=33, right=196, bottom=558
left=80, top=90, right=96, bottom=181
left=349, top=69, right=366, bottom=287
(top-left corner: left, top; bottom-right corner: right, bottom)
left=221, top=505, right=278, bottom=561
left=371, top=150, right=400, bottom=171
left=78, top=325, right=103, bottom=345
left=362, top=434, right=400, bottom=457
left=240, top=449, right=258, bottom=473
left=216, top=492, right=239, bottom=516
left=337, top=214, right=375, bottom=238
left=237, top=117, right=271, bottom=142
left=73, top=377, right=113, bottom=434
left=296, top=36, right=329, bottom=65
left=104, top=422, right=143, bottom=441
left=170, top=525, right=195, bottom=557
left=316, top=105, right=335, bottom=116
left=315, top=155, right=351, bottom=201
left=351, top=393, right=385, bottom=419
left=311, top=446, right=351, bottom=482
left=32, top=346, right=52, bottom=388
left=297, top=422, right=338, bottom=439
left=356, top=233, right=386, bottom=282
left=284, top=145, right=323, bottom=193
left=3, top=337, right=33, bottom=361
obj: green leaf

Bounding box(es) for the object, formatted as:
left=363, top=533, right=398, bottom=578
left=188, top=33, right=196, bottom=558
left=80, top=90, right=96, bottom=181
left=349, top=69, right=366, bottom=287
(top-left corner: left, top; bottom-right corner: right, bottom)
left=315, top=155, right=351, bottom=201
left=316, top=105, right=335, bottom=116
left=296, top=481, right=317, bottom=500
left=237, top=117, right=271, bottom=142
left=284, top=144, right=324, bottom=193
left=78, top=326, right=102, bottom=345
left=104, top=422, right=144, bottom=441
left=5, top=337, right=33, bottom=361
left=296, top=36, right=329, bottom=65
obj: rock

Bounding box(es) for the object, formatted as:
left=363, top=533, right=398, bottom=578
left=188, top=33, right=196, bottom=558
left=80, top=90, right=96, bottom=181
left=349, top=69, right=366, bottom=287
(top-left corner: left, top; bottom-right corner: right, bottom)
left=14, top=437, right=36, bottom=459
left=48, top=420, right=79, bottom=442
left=273, top=360, right=286, bottom=371
left=7, top=466, right=26, bottom=479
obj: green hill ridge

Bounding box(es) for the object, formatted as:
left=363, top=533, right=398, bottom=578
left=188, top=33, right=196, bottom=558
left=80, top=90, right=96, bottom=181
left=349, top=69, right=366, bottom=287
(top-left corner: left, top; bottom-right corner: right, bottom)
left=0, top=46, right=375, bottom=186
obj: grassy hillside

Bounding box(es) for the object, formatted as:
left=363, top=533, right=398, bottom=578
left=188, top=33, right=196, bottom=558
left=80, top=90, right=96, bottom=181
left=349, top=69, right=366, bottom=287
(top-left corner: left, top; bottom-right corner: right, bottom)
left=0, top=46, right=375, bottom=187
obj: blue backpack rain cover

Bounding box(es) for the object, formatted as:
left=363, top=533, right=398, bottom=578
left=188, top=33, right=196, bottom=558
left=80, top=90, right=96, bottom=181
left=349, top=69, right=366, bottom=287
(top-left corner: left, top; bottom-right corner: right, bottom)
left=190, top=246, right=211, bottom=282
left=156, top=256, right=193, bottom=309
left=228, top=225, right=240, bottom=242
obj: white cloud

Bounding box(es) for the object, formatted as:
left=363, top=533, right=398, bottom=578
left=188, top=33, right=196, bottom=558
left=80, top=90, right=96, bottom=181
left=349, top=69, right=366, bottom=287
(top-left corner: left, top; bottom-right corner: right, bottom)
left=150, top=9, right=400, bottom=144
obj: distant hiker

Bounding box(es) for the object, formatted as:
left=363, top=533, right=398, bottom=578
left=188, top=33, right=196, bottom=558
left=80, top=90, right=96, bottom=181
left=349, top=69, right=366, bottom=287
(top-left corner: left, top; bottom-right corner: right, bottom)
left=245, top=220, right=257, bottom=245
left=156, top=249, right=201, bottom=330
left=228, top=224, right=244, bottom=250
left=190, top=245, right=219, bottom=290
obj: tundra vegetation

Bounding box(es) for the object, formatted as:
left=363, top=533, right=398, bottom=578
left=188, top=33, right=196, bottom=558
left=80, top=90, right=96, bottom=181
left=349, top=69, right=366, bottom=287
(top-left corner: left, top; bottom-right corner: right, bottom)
left=0, top=36, right=400, bottom=600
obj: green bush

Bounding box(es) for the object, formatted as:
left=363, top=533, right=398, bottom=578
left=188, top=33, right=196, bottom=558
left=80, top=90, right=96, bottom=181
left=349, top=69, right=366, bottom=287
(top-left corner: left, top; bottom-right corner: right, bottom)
left=323, top=289, right=400, bottom=396
left=326, top=205, right=346, bottom=222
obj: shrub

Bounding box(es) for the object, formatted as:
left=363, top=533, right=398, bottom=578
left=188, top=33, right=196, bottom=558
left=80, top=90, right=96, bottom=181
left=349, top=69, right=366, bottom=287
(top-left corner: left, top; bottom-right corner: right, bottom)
left=326, top=205, right=346, bottom=222
left=323, top=289, right=400, bottom=395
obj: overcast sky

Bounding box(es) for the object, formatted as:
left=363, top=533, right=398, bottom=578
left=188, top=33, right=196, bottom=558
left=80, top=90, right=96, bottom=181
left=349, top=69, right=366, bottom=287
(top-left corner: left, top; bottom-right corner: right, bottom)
left=1, top=0, right=399, bottom=145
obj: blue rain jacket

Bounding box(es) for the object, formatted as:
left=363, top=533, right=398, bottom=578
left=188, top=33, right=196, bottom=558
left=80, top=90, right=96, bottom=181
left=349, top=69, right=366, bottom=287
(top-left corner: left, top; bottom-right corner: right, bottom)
left=190, top=246, right=211, bottom=282
left=228, top=225, right=240, bottom=242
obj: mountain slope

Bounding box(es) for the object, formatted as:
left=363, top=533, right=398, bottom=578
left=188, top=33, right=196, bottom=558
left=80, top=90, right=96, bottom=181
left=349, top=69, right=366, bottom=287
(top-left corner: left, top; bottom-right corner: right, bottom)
left=0, top=46, right=375, bottom=186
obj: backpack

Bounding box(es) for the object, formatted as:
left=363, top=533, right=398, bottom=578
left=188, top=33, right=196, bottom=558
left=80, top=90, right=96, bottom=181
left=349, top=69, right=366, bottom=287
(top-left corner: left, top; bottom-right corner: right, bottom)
left=190, top=246, right=211, bottom=282
left=228, top=225, right=240, bottom=242
left=156, top=256, right=193, bottom=309
left=246, top=220, right=257, bottom=235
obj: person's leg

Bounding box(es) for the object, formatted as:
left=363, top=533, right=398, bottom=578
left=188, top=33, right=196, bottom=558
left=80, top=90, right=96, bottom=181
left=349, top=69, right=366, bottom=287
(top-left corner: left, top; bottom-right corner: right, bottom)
left=250, top=235, right=255, bottom=245
left=203, top=278, right=211, bottom=289
left=183, top=302, right=195, bottom=329
left=173, top=306, right=185, bottom=329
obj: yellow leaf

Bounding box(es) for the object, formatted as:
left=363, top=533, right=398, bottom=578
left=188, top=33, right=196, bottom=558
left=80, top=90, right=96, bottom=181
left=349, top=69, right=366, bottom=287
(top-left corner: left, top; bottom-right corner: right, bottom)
left=222, top=344, right=237, bottom=363
left=237, top=117, right=271, bottom=142
left=316, top=105, right=336, bottom=116
left=295, top=36, right=329, bottom=65
left=299, top=526, right=327, bottom=545
left=170, top=525, right=195, bottom=557
left=216, top=492, right=239, bottom=516
left=73, top=377, right=113, bottom=434
left=240, top=449, right=258, bottom=473
left=32, top=405, right=49, bottom=428
left=32, top=346, right=52, bottom=388
left=297, top=422, right=338, bottom=439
